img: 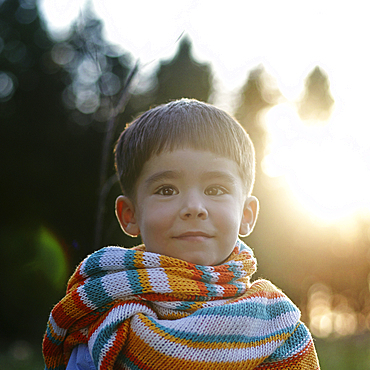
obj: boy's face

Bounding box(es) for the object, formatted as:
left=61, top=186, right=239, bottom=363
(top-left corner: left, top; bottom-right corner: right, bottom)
left=116, top=149, right=258, bottom=266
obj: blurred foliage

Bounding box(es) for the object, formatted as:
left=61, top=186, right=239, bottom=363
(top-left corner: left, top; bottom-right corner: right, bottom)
left=54, top=5, right=134, bottom=129
left=152, top=36, right=212, bottom=105
left=0, top=0, right=369, bottom=366
left=235, top=65, right=281, bottom=175
left=0, top=0, right=74, bottom=342
left=298, top=66, right=335, bottom=122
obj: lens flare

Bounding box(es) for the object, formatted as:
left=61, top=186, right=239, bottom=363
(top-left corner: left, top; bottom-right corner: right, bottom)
left=263, top=103, right=370, bottom=222
left=34, top=226, right=68, bottom=290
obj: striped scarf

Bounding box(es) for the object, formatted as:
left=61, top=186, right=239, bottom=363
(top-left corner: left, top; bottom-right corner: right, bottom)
left=43, top=239, right=320, bottom=369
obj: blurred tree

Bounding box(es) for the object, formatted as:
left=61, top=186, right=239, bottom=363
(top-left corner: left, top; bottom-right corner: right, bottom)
left=0, top=0, right=70, bottom=343
left=49, top=6, right=139, bottom=251
left=235, top=65, right=281, bottom=177
left=0, top=0, right=136, bottom=343
left=298, top=66, right=334, bottom=122
left=55, top=6, right=133, bottom=130
left=153, top=36, right=213, bottom=105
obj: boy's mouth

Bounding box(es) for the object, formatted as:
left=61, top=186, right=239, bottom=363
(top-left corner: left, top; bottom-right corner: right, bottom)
left=173, top=232, right=213, bottom=241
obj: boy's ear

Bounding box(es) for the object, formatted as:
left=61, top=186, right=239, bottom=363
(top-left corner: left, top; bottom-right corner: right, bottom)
left=115, top=195, right=140, bottom=237
left=239, top=196, right=259, bottom=237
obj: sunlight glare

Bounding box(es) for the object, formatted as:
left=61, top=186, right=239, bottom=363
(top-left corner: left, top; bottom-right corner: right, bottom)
left=263, top=103, right=370, bottom=221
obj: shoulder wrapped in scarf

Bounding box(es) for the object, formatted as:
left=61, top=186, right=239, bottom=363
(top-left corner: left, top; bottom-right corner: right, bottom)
left=43, top=239, right=320, bottom=369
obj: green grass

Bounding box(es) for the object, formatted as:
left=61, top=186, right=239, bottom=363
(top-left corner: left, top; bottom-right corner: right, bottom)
left=0, top=341, right=44, bottom=370
left=315, top=334, right=370, bottom=370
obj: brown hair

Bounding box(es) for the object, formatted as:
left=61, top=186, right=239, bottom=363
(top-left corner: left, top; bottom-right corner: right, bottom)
left=115, top=99, right=255, bottom=199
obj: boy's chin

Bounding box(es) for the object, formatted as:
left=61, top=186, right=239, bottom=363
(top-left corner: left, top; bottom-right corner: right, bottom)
left=180, top=253, right=227, bottom=266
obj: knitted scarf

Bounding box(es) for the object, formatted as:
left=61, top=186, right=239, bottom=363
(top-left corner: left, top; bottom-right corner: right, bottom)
left=43, top=239, right=319, bottom=370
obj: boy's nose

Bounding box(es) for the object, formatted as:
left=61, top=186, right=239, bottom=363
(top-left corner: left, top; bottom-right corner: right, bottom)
left=179, top=193, right=208, bottom=220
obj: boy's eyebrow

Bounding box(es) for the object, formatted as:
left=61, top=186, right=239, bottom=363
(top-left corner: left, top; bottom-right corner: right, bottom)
left=144, top=170, right=238, bottom=187
left=201, top=170, right=239, bottom=185
left=144, top=170, right=181, bottom=187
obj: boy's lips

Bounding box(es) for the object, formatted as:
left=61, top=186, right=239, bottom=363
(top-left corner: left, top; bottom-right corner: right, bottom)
left=173, top=232, right=213, bottom=240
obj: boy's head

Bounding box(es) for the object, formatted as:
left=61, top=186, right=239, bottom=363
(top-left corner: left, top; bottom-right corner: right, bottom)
left=115, top=99, right=255, bottom=200
left=114, top=99, right=258, bottom=265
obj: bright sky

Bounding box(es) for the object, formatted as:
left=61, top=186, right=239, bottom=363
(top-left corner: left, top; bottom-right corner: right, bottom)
left=39, top=0, right=370, bottom=224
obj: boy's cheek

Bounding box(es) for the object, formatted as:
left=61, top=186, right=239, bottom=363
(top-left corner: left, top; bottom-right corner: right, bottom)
left=140, top=208, right=173, bottom=235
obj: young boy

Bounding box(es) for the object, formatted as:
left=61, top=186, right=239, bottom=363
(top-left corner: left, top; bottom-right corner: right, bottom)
left=43, top=99, right=320, bottom=369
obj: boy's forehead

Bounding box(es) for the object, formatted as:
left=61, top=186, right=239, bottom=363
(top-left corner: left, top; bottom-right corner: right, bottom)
left=147, top=148, right=234, bottom=167
left=139, top=149, right=246, bottom=185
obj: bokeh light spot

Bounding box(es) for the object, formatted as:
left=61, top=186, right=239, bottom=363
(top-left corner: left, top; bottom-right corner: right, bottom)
left=19, top=0, right=37, bottom=10
left=76, top=89, right=100, bottom=114
left=307, top=283, right=359, bottom=338
left=99, top=72, right=121, bottom=96
left=51, top=42, right=75, bottom=66
left=15, top=6, right=37, bottom=24
left=0, top=71, right=16, bottom=101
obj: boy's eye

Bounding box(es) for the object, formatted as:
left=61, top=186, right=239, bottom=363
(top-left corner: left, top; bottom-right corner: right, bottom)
left=155, top=186, right=178, bottom=196
left=205, top=186, right=228, bottom=196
